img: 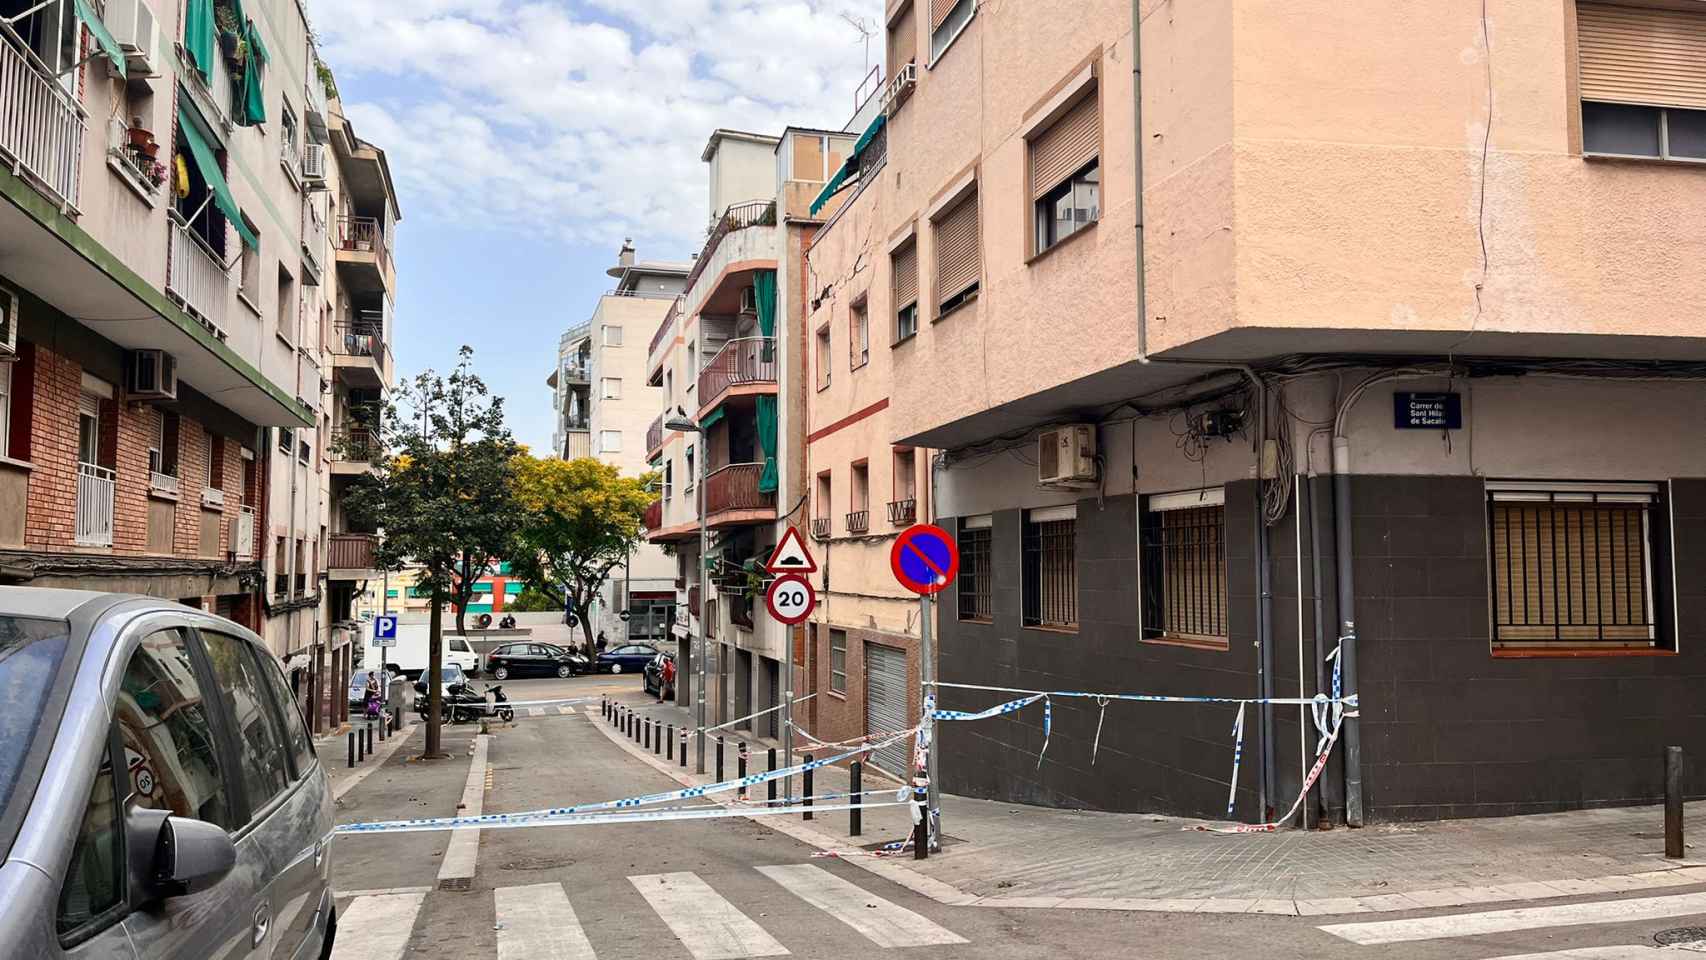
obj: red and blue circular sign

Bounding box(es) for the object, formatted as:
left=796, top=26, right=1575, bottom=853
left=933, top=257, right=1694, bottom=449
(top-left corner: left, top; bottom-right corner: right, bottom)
left=890, top=524, right=960, bottom=596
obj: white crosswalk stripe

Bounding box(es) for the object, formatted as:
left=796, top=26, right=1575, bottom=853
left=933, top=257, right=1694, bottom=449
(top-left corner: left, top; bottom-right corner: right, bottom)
left=757, top=864, right=967, bottom=948
left=494, top=882, right=598, bottom=960
left=1480, top=949, right=1671, bottom=960
left=557, top=705, right=573, bottom=715
left=328, top=891, right=426, bottom=960
left=630, top=871, right=790, bottom=959
left=529, top=707, right=546, bottom=717
left=1320, top=891, right=1706, bottom=946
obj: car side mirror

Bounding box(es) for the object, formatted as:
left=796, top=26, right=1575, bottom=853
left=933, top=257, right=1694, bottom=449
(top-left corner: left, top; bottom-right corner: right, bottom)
left=414, top=681, right=428, bottom=695
left=125, top=807, right=236, bottom=902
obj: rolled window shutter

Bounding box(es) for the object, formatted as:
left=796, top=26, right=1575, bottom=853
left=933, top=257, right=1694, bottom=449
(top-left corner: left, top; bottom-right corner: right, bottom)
left=892, top=243, right=919, bottom=310
left=889, top=3, right=917, bottom=79
left=1030, top=92, right=1101, bottom=201
left=930, top=0, right=956, bottom=32
left=935, top=192, right=980, bottom=303
left=1578, top=2, right=1706, bottom=111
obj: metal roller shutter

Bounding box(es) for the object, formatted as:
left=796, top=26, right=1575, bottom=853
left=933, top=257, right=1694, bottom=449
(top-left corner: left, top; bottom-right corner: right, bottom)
left=1030, top=92, right=1100, bottom=201
left=1578, top=2, right=1706, bottom=111
left=891, top=242, right=919, bottom=310
left=929, top=0, right=955, bottom=32
left=865, top=643, right=910, bottom=777
left=933, top=194, right=979, bottom=305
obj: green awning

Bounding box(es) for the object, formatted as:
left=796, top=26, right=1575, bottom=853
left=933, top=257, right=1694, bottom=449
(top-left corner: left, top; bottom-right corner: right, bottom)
left=809, top=166, right=851, bottom=217
left=74, top=0, right=126, bottom=79
left=183, top=0, right=216, bottom=84
left=237, top=22, right=266, bottom=126
left=177, top=98, right=259, bottom=249
left=809, top=113, right=886, bottom=216
left=699, top=405, right=727, bottom=431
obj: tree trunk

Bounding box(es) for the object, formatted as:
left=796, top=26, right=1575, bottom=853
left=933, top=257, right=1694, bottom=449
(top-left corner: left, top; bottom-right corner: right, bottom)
left=577, top=588, right=596, bottom=653
left=425, top=591, right=446, bottom=757
left=454, top=596, right=467, bottom=636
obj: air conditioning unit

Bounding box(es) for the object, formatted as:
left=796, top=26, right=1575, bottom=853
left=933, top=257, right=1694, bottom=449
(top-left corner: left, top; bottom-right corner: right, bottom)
left=103, top=0, right=158, bottom=75
left=0, top=285, right=17, bottom=359
left=1038, top=424, right=1097, bottom=485
left=128, top=349, right=178, bottom=401
left=738, top=285, right=757, bottom=314
left=887, top=61, right=917, bottom=108
left=301, top=143, right=327, bottom=185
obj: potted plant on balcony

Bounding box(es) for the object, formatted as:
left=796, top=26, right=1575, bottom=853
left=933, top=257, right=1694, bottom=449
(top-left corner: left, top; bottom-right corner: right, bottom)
left=126, top=126, right=159, bottom=158
left=215, top=5, right=245, bottom=66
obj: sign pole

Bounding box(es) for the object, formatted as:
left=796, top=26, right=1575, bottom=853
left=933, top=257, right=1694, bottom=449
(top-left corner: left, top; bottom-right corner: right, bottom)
left=782, top=625, right=793, bottom=804
left=921, top=591, right=938, bottom=849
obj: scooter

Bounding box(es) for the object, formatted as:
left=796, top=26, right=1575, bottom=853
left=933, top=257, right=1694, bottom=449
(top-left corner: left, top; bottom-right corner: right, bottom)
left=445, top=680, right=514, bottom=724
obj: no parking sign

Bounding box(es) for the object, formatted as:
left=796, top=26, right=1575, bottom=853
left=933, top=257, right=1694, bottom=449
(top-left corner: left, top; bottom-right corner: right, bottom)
left=890, top=524, right=959, bottom=596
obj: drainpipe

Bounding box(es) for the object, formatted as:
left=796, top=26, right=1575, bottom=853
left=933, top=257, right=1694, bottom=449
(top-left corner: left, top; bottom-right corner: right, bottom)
left=1306, top=468, right=1330, bottom=824
left=1252, top=378, right=1276, bottom=821
left=1131, top=0, right=1149, bottom=362
left=1330, top=435, right=1363, bottom=826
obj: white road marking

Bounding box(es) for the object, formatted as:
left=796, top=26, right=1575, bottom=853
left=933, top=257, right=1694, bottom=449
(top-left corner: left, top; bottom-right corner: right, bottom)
left=437, top=734, right=490, bottom=881
left=328, top=891, right=425, bottom=960
left=756, top=864, right=967, bottom=948
left=557, top=705, right=572, bottom=715
left=1481, top=949, right=1670, bottom=960
left=529, top=707, right=545, bottom=717
left=630, top=872, right=789, bottom=959
left=1320, top=891, right=1706, bottom=945
left=494, top=883, right=598, bottom=960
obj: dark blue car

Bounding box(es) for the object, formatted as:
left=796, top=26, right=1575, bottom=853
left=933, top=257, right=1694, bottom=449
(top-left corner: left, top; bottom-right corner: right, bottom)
left=596, top=642, right=660, bottom=675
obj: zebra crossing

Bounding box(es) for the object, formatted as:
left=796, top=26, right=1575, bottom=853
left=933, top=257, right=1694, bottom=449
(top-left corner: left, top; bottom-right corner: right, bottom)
left=523, top=705, right=578, bottom=717
left=1318, top=890, right=1706, bottom=958
left=330, top=863, right=965, bottom=960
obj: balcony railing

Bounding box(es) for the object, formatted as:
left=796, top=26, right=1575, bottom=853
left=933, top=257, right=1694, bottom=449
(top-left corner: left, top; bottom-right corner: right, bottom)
left=329, top=533, right=379, bottom=570
left=643, top=499, right=663, bottom=531
left=561, top=359, right=591, bottom=383
left=811, top=517, right=830, bottom=541
left=650, top=295, right=683, bottom=359
left=304, top=202, right=329, bottom=272
left=331, top=318, right=388, bottom=371
left=646, top=413, right=665, bottom=457
left=339, top=215, right=381, bottom=252
left=699, top=337, right=777, bottom=402
left=236, top=506, right=256, bottom=559
left=0, top=30, right=85, bottom=208
left=846, top=510, right=869, bottom=533
left=684, top=200, right=777, bottom=293
left=704, top=462, right=774, bottom=519
left=887, top=498, right=917, bottom=526
left=332, top=427, right=379, bottom=463
left=168, top=214, right=230, bottom=335
left=76, top=463, right=115, bottom=547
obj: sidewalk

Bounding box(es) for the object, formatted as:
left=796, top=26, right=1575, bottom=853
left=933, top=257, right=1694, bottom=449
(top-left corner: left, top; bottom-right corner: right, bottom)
left=603, top=690, right=1706, bottom=917
left=316, top=714, right=420, bottom=803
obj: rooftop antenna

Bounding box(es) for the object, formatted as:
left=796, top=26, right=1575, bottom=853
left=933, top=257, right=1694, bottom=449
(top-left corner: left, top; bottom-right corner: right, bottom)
left=841, top=12, right=875, bottom=74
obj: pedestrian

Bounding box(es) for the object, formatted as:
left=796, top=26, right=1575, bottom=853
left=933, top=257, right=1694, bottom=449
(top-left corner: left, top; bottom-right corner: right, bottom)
left=364, top=671, right=382, bottom=719
left=659, top=655, right=676, bottom=703
left=596, top=631, right=609, bottom=653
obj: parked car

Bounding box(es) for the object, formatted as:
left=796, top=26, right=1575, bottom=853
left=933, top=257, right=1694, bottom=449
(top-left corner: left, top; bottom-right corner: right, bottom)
left=596, top=642, right=661, bottom=675
left=0, top=587, right=335, bottom=959
left=643, top=653, right=676, bottom=700
left=413, top=662, right=469, bottom=718
left=485, top=642, right=589, bottom=680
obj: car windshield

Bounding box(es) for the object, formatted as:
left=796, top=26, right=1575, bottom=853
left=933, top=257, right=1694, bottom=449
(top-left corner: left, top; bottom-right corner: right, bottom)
left=438, top=664, right=466, bottom=684
left=0, top=615, right=74, bottom=859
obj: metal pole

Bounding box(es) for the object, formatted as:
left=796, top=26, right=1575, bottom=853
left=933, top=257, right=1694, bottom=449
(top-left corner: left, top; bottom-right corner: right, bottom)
left=782, top=621, right=794, bottom=806
left=1666, top=746, right=1685, bottom=859
left=738, top=741, right=749, bottom=800
left=767, top=747, right=778, bottom=806
left=666, top=724, right=674, bottom=760
left=347, top=730, right=354, bottom=768
left=850, top=760, right=863, bottom=836
left=803, top=754, right=814, bottom=820
left=921, top=593, right=939, bottom=847
left=679, top=729, right=687, bottom=768
left=1332, top=437, right=1365, bottom=825
left=696, top=440, right=709, bottom=774
left=716, top=736, right=725, bottom=782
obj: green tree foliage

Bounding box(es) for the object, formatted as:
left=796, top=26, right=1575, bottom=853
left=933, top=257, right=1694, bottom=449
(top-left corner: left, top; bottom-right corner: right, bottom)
left=509, top=455, right=656, bottom=653
left=343, top=348, right=521, bottom=757
left=504, top=586, right=561, bottom=613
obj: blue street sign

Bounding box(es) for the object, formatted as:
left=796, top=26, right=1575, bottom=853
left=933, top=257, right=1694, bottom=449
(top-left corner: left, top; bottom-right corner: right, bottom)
left=374, top=615, right=398, bottom=646
left=890, top=524, right=960, bottom=596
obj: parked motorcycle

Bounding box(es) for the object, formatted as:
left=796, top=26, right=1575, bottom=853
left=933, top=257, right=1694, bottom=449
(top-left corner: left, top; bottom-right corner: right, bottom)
left=446, top=680, right=515, bottom=724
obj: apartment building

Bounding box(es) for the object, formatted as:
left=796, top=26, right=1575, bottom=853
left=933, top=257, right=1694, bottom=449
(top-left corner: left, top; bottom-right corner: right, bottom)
left=866, top=0, right=1706, bottom=825
left=0, top=0, right=396, bottom=735
left=550, top=323, right=592, bottom=459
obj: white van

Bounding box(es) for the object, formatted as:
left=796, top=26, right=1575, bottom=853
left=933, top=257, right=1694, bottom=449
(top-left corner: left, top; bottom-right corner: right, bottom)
left=366, top=621, right=481, bottom=678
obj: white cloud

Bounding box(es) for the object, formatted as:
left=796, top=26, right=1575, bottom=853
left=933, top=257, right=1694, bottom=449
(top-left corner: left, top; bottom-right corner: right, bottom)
left=309, top=0, right=881, bottom=253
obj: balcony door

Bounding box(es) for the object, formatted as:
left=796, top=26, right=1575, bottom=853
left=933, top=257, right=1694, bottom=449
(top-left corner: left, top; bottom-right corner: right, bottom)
left=76, top=394, right=99, bottom=465
left=0, top=0, right=78, bottom=93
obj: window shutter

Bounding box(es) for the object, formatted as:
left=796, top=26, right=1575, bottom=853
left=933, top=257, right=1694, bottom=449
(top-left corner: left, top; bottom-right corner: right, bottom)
left=934, top=193, right=980, bottom=304
left=1030, top=92, right=1100, bottom=201
left=1577, top=2, right=1706, bottom=111
left=888, top=2, right=917, bottom=80
left=891, top=242, right=919, bottom=310
left=929, top=0, right=957, bottom=32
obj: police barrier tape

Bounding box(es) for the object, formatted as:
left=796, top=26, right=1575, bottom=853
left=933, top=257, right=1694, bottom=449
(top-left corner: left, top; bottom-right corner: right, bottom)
left=335, top=799, right=918, bottom=835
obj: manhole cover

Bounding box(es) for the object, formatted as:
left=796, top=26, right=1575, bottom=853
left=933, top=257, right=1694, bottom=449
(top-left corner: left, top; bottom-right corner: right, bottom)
left=501, top=856, right=576, bottom=871
left=437, top=878, right=473, bottom=892
left=1655, top=927, right=1706, bottom=946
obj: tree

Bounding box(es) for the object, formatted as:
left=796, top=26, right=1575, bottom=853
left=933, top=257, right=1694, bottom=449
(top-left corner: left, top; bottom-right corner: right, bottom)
left=343, top=348, right=521, bottom=758
left=505, top=586, right=561, bottom=613
left=510, top=455, right=656, bottom=654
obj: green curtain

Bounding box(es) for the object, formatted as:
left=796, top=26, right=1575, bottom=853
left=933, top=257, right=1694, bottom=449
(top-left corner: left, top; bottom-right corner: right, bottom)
left=754, top=270, right=779, bottom=493
left=177, top=99, right=259, bottom=249
left=73, top=0, right=126, bottom=79
left=184, top=0, right=216, bottom=83
left=235, top=19, right=268, bottom=126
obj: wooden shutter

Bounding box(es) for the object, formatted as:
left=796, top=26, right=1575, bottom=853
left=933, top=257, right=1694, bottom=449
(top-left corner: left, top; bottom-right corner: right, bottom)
left=929, top=0, right=957, bottom=32
left=934, top=192, right=980, bottom=304
left=1577, top=2, right=1706, bottom=111
left=891, top=242, right=918, bottom=309
left=888, top=2, right=917, bottom=79
left=1030, top=92, right=1101, bottom=200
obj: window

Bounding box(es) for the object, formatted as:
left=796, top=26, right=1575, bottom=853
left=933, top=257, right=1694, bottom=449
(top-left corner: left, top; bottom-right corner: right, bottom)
left=687, top=343, right=697, bottom=380
left=1140, top=491, right=1228, bottom=649
left=887, top=1, right=917, bottom=107
left=115, top=629, right=233, bottom=828
left=929, top=0, right=975, bottom=62
left=278, top=426, right=293, bottom=455
left=1577, top=3, right=1706, bottom=162
left=277, top=264, right=296, bottom=339
left=1035, top=160, right=1100, bottom=254
left=849, top=461, right=869, bottom=531
left=56, top=745, right=122, bottom=942
left=957, top=517, right=992, bottom=621
left=295, top=538, right=307, bottom=594
left=603, top=324, right=624, bottom=347
left=252, top=642, right=315, bottom=776
left=600, top=430, right=623, bottom=453
left=850, top=298, right=869, bottom=369
left=1028, top=80, right=1102, bottom=254
left=685, top=445, right=695, bottom=492
left=239, top=234, right=261, bottom=306
left=816, top=323, right=832, bottom=390
left=1487, top=482, right=1667, bottom=648
left=298, top=438, right=310, bottom=464
left=933, top=189, right=980, bottom=317
left=204, top=433, right=218, bottom=489
left=2, top=0, right=77, bottom=91
left=1022, top=506, right=1077, bottom=629
left=829, top=628, right=847, bottom=694
left=891, top=240, right=919, bottom=342
left=280, top=104, right=300, bottom=172
left=603, top=377, right=623, bottom=399
left=147, top=410, right=165, bottom=477
left=891, top=448, right=917, bottom=524
left=200, top=630, right=292, bottom=815
left=274, top=535, right=289, bottom=596
left=77, top=394, right=100, bottom=466
left=815, top=471, right=833, bottom=539
left=663, top=458, right=674, bottom=501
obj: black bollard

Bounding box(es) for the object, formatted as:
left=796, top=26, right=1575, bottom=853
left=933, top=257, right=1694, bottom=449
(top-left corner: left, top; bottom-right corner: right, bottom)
left=680, top=730, right=688, bottom=768
left=716, top=736, right=725, bottom=783
left=913, top=779, right=929, bottom=861
left=768, top=748, right=778, bottom=806
left=1667, top=746, right=1685, bottom=859
left=644, top=718, right=652, bottom=750
left=602, top=696, right=608, bottom=718
left=803, top=755, right=814, bottom=820
left=365, top=722, right=374, bottom=756
left=655, top=723, right=662, bottom=756
left=667, top=725, right=675, bottom=760
left=378, top=715, right=385, bottom=741
left=356, top=725, right=364, bottom=763
left=347, top=730, right=355, bottom=769
left=850, top=761, right=862, bottom=837
left=737, top=742, right=749, bottom=800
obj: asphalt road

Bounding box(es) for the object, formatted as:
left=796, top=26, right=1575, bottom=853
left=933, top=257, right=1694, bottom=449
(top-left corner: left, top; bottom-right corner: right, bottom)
left=326, top=673, right=1706, bottom=960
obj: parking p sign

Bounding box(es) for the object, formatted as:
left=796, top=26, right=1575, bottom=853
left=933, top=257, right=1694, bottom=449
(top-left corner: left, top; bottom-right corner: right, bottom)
left=375, top=615, right=398, bottom=647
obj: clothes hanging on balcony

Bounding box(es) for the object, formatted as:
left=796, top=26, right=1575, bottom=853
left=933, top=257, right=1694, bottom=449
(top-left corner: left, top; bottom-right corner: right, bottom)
left=184, top=0, right=216, bottom=84
left=72, top=0, right=127, bottom=79
left=236, top=18, right=269, bottom=127
left=754, top=270, right=779, bottom=494
left=177, top=97, right=260, bottom=249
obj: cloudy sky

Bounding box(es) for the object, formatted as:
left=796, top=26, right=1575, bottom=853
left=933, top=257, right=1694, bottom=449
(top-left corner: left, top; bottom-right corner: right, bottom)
left=309, top=0, right=880, bottom=451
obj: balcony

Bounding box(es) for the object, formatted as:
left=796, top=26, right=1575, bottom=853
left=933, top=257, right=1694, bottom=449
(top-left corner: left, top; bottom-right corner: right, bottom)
left=704, top=462, right=775, bottom=528
left=646, top=412, right=666, bottom=460
left=75, top=463, right=115, bottom=547
left=235, top=506, right=256, bottom=559
left=0, top=30, right=86, bottom=209
left=335, top=215, right=392, bottom=294
left=684, top=200, right=776, bottom=294
left=331, top=426, right=379, bottom=475
left=643, top=498, right=663, bottom=532
left=846, top=510, right=869, bottom=534
left=887, top=498, right=917, bottom=526
left=302, top=201, right=328, bottom=285
left=167, top=214, right=231, bottom=337
left=330, top=317, right=388, bottom=389
left=811, top=517, right=830, bottom=541
left=561, top=359, right=591, bottom=384
left=697, top=337, right=777, bottom=416
left=648, top=295, right=683, bottom=384
left=328, top=533, right=380, bottom=578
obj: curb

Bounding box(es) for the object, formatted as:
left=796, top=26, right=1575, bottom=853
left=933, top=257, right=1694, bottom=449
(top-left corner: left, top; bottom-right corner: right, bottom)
left=326, top=721, right=419, bottom=803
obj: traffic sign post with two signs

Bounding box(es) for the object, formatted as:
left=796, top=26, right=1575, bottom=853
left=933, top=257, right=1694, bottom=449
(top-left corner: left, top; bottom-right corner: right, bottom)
left=765, top=527, right=818, bottom=626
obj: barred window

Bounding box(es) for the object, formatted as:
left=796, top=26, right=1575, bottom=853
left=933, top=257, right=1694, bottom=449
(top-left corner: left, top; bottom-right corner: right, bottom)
left=829, top=628, right=847, bottom=694
left=1022, top=507, right=1076, bottom=629
left=957, top=519, right=992, bottom=622
left=1487, top=482, right=1666, bottom=648
left=1141, top=489, right=1228, bottom=649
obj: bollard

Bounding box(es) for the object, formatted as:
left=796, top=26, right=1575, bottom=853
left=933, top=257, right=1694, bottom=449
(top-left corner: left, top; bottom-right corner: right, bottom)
left=667, top=725, right=674, bottom=760
left=347, top=730, right=355, bottom=769
left=1667, top=745, right=1685, bottom=859
left=602, top=696, right=608, bottom=718
left=356, top=725, right=365, bottom=763
left=655, top=723, right=662, bottom=756
left=680, top=730, right=688, bottom=768
left=365, top=722, right=374, bottom=756
left=738, top=742, right=749, bottom=800
left=644, top=718, right=652, bottom=750
left=716, top=737, right=725, bottom=783
left=378, top=716, right=385, bottom=741
left=849, top=761, right=863, bottom=837
left=768, top=748, right=778, bottom=806
left=913, top=779, right=929, bottom=860
left=803, top=755, right=814, bottom=820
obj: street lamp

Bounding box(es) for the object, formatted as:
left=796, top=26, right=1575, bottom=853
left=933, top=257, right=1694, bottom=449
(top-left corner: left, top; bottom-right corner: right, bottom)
left=664, top=413, right=709, bottom=774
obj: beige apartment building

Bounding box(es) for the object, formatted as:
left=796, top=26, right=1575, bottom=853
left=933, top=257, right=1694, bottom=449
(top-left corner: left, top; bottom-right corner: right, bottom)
left=0, top=0, right=396, bottom=735
left=837, top=0, right=1706, bottom=826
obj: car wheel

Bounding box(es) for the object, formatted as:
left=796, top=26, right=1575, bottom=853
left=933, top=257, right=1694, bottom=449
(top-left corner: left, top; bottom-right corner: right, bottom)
left=610, top=663, right=623, bottom=675
left=493, top=666, right=509, bottom=680
left=556, top=664, right=572, bottom=679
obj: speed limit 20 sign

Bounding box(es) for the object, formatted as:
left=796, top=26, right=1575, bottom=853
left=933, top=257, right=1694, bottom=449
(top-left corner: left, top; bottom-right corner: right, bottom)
left=765, top=574, right=816, bottom=625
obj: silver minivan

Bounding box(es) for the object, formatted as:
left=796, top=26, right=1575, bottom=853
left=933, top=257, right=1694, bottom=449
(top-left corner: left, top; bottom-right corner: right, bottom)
left=0, top=588, right=337, bottom=959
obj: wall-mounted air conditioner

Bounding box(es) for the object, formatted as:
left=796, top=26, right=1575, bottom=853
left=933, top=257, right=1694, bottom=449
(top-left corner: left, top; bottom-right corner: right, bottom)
left=301, top=143, right=327, bottom=185
left=1038, top=424, right=1097, bottom=485
left=0, top=285, right=17, bottom=358
left=738, top=285, right=757, bottom=315
left=128, top=349, right=177, bottom=401
left=104, top=0, right=158, bottom=76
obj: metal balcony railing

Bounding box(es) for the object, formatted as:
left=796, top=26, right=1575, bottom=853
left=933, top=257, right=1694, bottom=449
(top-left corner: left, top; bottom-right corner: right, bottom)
left=846, top=510, right=869, bottom=533
left=236, top=506, right=256, bottom=559
left=887, top=498, right=917, bottom=526
left=646, top=413, right=665, bottom=457
left=76, top=463, right=116, bottom=546
left=331, top=318, right=388, bottom=371
left=168, top=214, right=230, bottom=335
left=810, top=517, right=830, bottom=541
left=699, top=337, right=777, bottom=402
left=332, top=427, right=379, bottom=463
left=561, top=359, right=591, bottom=383
left=704, top=463, right=774, bottom=519
left=683, top=200, right=776, bottom=293
left=643, top=499, right=663, bottom=532
left=338, top=215, right=381, bottom=252
left=328, top=533, right=379, bottom=569
left=0, top=28, right=85, bottom=208
left=650, top=295, right=683, bottom=359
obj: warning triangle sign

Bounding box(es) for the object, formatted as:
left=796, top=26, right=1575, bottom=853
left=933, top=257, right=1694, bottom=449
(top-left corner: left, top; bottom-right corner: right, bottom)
left=765, top=526, right=818, bottom=574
